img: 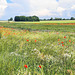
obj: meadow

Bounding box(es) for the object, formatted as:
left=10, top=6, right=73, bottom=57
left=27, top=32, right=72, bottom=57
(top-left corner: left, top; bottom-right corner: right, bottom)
left=0, top=20, right=75, bottom=75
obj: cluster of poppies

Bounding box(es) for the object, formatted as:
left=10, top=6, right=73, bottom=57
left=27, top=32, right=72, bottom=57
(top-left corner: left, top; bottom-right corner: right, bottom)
left=58, top=36, right=74, bottom=47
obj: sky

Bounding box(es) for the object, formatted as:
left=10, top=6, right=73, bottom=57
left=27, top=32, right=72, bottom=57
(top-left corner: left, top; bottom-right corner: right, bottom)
left=0, top=0, right=75, bottom=20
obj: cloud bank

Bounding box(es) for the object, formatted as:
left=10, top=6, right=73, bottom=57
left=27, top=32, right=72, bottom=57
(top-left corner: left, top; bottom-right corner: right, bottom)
left=0, top=0, right=7, bottom=18
left=29, top=0, right=75, bottom=18
left=0, top=0, right=75, bottom=20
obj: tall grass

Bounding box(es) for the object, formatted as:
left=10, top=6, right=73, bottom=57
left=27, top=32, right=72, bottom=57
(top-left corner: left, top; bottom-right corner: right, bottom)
left=0, top=27, right=75, bottom=75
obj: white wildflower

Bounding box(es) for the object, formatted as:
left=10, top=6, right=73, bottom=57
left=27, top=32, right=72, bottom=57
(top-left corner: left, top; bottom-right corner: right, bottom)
left=34, top=48, right=37, bottom=51
left=64, top=53, right=71, bottom=57
left=10, top=52, right=20, bottom=56
left=24, top=53, right=27, bottom=55
left=44, top=46, right=46, bottom=48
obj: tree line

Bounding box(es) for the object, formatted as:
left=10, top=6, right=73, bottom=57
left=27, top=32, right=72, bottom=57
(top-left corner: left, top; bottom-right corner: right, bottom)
left=8, top=16, right=75, bottom=21
left=14, top=16, right=39, bottom=21
left=40, top=17, right=75, bottom=21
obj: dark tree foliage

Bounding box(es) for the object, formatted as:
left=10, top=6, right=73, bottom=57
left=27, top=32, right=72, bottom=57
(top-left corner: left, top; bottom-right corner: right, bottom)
left=14, top=15, right=39, bottom=21
left=63, top=18, right=65, bottom=20
left=20, top=16, right=26, bottom=21
left=14, top=16, right=20, bottom=21
left=54, top=17, right=62, bottom=20
left=8, top=17, right=13, bottom=21
left=50, top=17, right=53, bottom=20
left=14, top=16, right=75, bottom=21
left=70, top=17, right=75, bottom=20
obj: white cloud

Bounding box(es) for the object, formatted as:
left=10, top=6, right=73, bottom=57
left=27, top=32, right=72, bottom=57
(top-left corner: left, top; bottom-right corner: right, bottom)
left=57, top=7, right=65, bottom=12
left=0, top=0, right=7, bottom=18
left=29, top=0, right=58, bottom=17
left=57, top=7, right=65, bottom=16
left=29, top=0, right=75, bottom=17
left=7, top=0, right=30, bottom=15
left=29, top=0, right=58, bottom=10
left=30, top=9, right=51, bottom=16
left=71, top=5, right=75, bottom=9
left=0, top=0, right=75, bottom=19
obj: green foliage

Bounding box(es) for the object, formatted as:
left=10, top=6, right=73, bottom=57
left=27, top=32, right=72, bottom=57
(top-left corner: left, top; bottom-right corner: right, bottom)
left=55, top=17, right=62, bottom=20
left=50, top=17, right=53, bottom=20
left=14, top=15, right=40, bottom=21
left=20, top=16, right=26, bottom=21
left=0, top=32, right=1, bottom=39
left=70, top=17, right=75, bottom=20
left=14, top=16, right=20, bottom=21
left=8, top=17, right=13, bottom=21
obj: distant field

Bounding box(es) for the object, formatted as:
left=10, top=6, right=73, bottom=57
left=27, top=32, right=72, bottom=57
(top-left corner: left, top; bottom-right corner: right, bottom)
left=0, top=21, right=75, bottom=32
left=0, top=20, right=75, bottom=23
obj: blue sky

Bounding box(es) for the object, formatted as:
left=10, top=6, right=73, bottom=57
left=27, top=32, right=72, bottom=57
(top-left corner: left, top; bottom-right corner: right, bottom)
left=0, top=0, right=75, bottom=20
left=6, top=0, right=12, bottom=3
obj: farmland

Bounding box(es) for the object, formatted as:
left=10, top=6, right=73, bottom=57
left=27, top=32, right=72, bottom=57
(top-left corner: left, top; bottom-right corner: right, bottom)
left=0, top=20, right=75, bottom=32
left=0, top=20, right=75, bottom=75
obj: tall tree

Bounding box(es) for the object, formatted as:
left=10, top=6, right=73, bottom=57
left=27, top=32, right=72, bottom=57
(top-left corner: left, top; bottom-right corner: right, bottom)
left=14, top=16, right=20, bottom=21
left=70, top=17, right=75, bottom=20
left=50, top=17, right=53, bottom=20
left=8, top=17, right=13, bottom=21
left=14, top=15, right=40, bottom=21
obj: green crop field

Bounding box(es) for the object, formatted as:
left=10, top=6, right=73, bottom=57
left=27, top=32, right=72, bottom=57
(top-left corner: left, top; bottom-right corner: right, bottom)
left=0, top=21, right=75, bottom=75
left=0, top=20, right=75, bottom=23
left=0, top=20, right=75, bottom=32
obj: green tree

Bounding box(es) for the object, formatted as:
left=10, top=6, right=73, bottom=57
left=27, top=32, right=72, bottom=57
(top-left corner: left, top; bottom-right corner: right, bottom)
left=63, top=18, right=65, bottom=20
left=20, top=16, right=26, bottom=21
left=14, top=15, right=39, bottom=21
left=14, top=16, right=20, bottom=21
left=8, top=17, right=13, bottom=21
left=32, top=16, right=40, bottom=21
left=50, top=17, right=53, bottom=20
left=70, top=17, right=75, bottom=20
left=55, top=17, right=62, bottom=20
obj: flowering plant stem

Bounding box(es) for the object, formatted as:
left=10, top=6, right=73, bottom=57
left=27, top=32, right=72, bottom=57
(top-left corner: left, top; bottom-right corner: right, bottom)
left=41, top=65, right=44, bottom=75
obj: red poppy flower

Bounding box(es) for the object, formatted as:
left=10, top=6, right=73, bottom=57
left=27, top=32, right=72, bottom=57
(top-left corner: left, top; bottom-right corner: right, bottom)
left=24, top=64, right=28, bottom=68
left=27, top=39, right=29, bottom=41
left=13, top=33, right=16, bottom=35
left=73, top=42, right=74, bottom=44
left=8, top=33, right=10, bottom=35
left=35, top=40, right=37, bottom=42
left=69, top=40, right=71, bottom=42
left=39, top=65, right=41, bottom=68
left=58, top=39, right=60, bottom=41
left=62, top=44, right=64, bottom=46
left=61, top=42, right=64, bottom=43
left=4, top=33, right=6, bottom=35
left=64, top=36, right=66, bottom=38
